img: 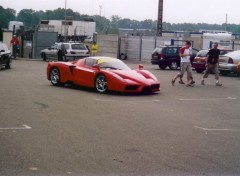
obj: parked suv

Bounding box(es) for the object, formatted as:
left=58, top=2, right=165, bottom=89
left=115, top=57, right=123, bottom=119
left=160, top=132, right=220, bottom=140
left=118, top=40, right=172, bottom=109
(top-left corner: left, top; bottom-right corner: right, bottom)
left=41, top=42, right=90, bottom=61
left=151, top=46, right=198, bottom=70
left=0, top=42, right=12, bottom=70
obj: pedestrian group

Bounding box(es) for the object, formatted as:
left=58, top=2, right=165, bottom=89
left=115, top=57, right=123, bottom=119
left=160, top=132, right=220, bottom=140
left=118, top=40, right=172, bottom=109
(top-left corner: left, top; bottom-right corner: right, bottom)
left=172, top=41, right=222, bottom=87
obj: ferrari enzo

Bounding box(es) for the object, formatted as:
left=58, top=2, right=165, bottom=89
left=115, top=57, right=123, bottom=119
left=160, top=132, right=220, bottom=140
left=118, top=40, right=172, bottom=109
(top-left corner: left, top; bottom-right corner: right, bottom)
left=47, top=57, right=160, bottom=93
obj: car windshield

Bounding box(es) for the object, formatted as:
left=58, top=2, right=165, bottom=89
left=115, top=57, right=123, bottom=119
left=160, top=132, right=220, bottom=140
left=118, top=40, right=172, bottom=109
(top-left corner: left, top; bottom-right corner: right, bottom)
left=0, top=43, right=8, bottom=51
left=98, top=59, right=131, bottom=70
left=71, top=44, right=86, bottom=50
left=196, top=50, right=208, bottom=57
left=224, top=50, right=240, bottom=58
left=152, top=47, right=163, bottom=54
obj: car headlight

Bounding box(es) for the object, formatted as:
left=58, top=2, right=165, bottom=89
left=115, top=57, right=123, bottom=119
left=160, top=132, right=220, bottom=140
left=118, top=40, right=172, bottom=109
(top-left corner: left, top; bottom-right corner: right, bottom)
left=149, top=72, right=158, bottom=81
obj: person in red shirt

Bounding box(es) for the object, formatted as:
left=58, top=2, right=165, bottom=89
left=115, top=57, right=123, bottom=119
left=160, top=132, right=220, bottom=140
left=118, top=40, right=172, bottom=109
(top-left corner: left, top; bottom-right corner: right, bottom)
left=10, top=35, right=20, bottom=59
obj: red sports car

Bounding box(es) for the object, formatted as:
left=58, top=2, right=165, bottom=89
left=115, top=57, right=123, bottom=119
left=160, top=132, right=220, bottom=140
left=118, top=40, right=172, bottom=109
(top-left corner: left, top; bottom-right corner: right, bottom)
left=47, top=57, right=160, bottom=93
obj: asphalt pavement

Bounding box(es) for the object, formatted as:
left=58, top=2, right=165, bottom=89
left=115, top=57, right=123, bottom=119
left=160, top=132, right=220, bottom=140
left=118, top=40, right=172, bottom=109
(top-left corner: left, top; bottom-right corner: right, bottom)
left=0, top=59, right=240, bottom=176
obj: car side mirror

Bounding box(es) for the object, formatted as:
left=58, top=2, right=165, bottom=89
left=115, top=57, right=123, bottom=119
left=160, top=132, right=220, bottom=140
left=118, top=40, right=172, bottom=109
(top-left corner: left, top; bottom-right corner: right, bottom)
left=138, top=64, right=144, bottom=70
left=93, top=64, right=100, bottom=71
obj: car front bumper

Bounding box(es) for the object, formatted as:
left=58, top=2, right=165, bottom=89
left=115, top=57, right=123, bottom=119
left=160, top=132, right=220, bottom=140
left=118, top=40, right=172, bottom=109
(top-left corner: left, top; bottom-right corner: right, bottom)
left=219, top=63, right=237, bottom=72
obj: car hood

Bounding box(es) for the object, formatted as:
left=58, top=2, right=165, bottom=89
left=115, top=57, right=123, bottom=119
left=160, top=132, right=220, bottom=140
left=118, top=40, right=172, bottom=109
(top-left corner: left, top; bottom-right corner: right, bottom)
left=107, top=70, right=156, bottom=84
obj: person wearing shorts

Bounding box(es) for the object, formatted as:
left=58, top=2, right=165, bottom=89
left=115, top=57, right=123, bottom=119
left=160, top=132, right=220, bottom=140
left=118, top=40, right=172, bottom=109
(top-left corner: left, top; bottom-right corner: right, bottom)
left=171, top=41, right=195, bottom=86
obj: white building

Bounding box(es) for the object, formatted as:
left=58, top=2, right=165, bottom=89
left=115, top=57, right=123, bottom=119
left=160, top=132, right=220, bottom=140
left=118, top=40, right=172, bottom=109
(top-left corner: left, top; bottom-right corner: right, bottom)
left=39, top=20, right=96, bottom=36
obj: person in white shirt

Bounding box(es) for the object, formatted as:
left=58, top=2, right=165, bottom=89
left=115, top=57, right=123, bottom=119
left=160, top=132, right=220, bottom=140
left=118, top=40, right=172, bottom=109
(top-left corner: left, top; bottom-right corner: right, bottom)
left=171, top=41, right=195, bottom=86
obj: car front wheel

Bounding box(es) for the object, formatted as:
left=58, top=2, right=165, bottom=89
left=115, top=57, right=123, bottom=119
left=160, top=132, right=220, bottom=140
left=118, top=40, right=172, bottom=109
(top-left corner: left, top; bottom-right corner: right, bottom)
left=50, top=67, right=61, bottom=86
left=220, top=70, right=228, bottom=76
left=95, top=74, right=108, bottom=93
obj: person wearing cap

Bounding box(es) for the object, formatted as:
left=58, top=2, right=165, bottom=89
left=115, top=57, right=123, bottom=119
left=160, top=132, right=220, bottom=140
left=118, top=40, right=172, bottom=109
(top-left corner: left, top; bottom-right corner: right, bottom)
left=10, top=35, right=20, bottom=59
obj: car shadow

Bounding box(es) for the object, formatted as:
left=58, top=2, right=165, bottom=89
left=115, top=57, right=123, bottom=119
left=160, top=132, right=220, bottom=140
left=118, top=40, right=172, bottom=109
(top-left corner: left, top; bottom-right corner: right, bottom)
left=62, top=84, right=160, bottom=97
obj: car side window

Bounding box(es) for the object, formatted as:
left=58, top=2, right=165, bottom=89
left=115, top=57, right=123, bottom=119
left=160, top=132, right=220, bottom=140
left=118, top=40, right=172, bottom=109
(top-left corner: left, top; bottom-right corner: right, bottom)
left=85, top=58, right=97, bottom=67
left=166, top=48, right=178, bottom=54
left=63, top=44, right=70, bottom=50
left=192, top=49, right=198, bottom=55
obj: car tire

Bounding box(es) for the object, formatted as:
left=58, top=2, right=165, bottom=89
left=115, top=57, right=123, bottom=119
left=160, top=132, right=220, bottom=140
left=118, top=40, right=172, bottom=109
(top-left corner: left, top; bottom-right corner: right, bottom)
left=169, top=61, right=178, bottom=70
left=0, top=62, right=2, bottom=71
left=158, top=65, right=167, bottom=70
left=95, top=74, right=108, bottom=93
left=220, top=70, right=228, bottom=76
left=195, top=69, right=204, bottom=73
left=6, top=58, right=12, bottom=69
left=120, top=53, right=127, bottom=60
left=50, top=67, right=62, bottom=86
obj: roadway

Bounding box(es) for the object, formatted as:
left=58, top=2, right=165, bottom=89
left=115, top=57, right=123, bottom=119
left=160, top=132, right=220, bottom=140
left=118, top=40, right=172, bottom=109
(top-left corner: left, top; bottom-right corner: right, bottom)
left=0, top=59, right=240, bottom=176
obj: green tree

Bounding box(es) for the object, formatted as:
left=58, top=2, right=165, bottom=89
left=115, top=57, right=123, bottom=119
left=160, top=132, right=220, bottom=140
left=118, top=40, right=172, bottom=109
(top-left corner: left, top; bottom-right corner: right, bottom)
left=17, top=9, right=40, bottom=27
left=0, top=6, right=16, bottom=28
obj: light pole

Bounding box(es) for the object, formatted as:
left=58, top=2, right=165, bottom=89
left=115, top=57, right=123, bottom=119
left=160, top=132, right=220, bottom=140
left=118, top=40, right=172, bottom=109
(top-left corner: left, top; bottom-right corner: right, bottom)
left=64, top=0, right=67, bottom=42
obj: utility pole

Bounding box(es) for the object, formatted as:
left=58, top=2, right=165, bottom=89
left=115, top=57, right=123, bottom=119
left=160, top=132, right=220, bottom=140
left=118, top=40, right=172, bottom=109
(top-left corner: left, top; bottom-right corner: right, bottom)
left=99, top=5, right=103, bottom=17
left=157, top=0, right=163, bottom=36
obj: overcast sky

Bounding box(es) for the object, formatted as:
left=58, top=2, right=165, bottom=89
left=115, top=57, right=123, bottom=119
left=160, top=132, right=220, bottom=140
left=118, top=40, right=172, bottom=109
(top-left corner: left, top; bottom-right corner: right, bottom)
left=0, top=0, right=239, bottom=24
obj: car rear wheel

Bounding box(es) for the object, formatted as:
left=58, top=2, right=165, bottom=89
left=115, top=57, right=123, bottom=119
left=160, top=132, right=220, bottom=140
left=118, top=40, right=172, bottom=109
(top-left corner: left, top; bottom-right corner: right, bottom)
left=95, top=74, right=108, bottom=93
left=50, top=67, right=61, bottom=86
left=195, top=68, right=204, bottom=73
left=169, top=61, right=178, bottom=70
left=6, top=58, right=12, bottom=69
left=119, top=53, right=127, bottom=60
left=220, top=70, right=228, bottom=76
left=158, top=64, right=167, bottom=70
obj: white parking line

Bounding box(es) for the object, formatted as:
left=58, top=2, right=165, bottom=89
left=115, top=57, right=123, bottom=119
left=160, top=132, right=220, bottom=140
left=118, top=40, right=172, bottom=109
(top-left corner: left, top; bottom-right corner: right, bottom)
left=0, top=124, right=32, bottom=130
left=95, top=99, right=160, bottom=103
left=178, top=97, right=237, bottom=101
left=195, top=126, right=239, bottom=132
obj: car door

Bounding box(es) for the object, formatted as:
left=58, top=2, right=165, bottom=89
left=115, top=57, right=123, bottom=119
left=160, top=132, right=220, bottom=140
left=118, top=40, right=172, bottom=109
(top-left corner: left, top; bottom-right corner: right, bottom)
left=47, top=44, right=58, bottom=59
left=190, top=48, right=199, bottom=65
left=166, top=47, right=180, bottom=65
left=72, top=58, right=97, bottom=87
left=0, top=43, right=9, bottom=65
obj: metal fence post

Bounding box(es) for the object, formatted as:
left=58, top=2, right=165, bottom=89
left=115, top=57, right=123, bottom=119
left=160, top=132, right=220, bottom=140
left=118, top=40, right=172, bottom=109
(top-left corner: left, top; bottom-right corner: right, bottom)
left=209, top=41, right=213, bottom=49
left=140, top=35, right=143, bottom=61
left=117, top=35, right=121, bottom=59
left=154, top=35, right=157, bottom=48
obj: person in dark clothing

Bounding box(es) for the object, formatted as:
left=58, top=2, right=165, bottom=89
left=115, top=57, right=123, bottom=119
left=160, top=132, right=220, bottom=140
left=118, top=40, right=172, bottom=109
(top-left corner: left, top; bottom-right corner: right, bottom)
left=57, top=42, right=67, bottom=61
left=86, top=45, right=91, bottom=55
left=201, top=42, right=222, bottom=86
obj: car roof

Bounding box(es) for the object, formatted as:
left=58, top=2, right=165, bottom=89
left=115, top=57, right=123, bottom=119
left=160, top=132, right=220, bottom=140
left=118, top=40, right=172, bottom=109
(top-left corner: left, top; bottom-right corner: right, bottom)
left=156, top=45, right=180, bottom=48
left=224, top=50, right=240, bottom=57
left=85, top=56, right=117, bottom=61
